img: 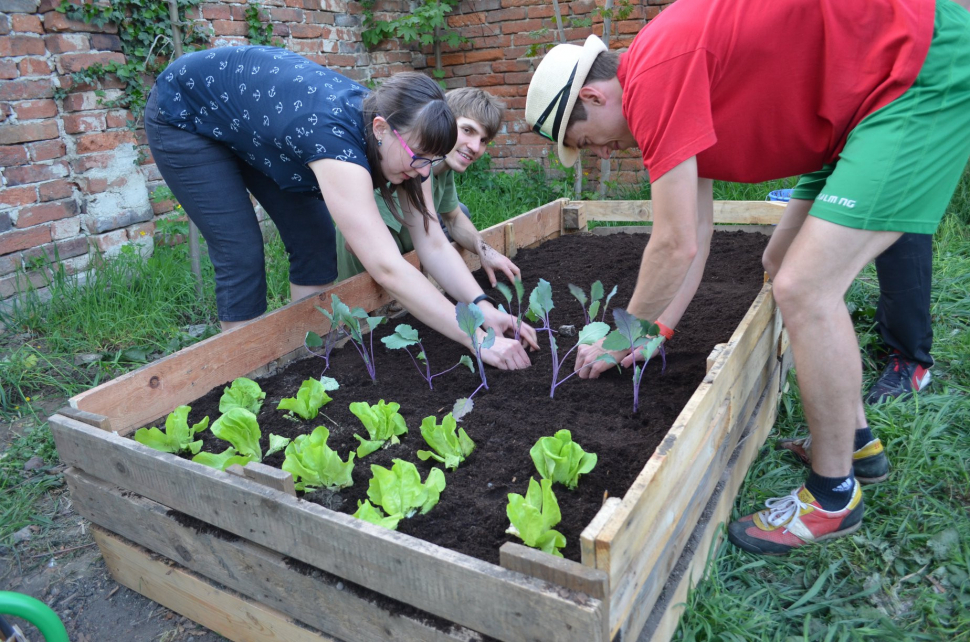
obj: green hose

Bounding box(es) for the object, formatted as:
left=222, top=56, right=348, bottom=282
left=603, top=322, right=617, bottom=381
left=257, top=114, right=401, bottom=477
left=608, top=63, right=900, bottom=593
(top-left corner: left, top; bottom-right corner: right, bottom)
left=0, top=592, right=69, bottom=642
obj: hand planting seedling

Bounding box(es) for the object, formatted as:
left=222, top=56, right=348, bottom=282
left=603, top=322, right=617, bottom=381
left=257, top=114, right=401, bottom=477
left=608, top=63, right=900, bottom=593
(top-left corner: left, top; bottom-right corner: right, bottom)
left=281, top=426, right=355, bottom=492
left=219, top=377, right=266, bottom=415
left=350, top=399, right=408, bottom=457
left=191, top=407, right=290, bottom=471
left=528, top=279, right=611, bottom=397
left=366, top=459, right=446, bottom=520
left=313, top=294, right=385, bottom=382
left=417, top=413, right=476, bottom=471
left=277, top=378, right=332, bottom=421
left=382, top=324, right=474, bottom=390
left=134, top=405, right=209, bottom=455
left=506, top=477, right=566, bottom=557
left=452, top=302, right=495, bottom=420
left=494, top=277, right=526, bottom=342
left=567, top=280, right=618, bottom=325
left=597, top=308, right=667, bottom=412
left=530, top=429, right=597, bottom=490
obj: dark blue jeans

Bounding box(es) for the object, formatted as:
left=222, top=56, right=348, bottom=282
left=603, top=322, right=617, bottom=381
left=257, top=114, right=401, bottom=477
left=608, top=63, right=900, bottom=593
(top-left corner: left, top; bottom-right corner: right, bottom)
left=875, top=233, right=934, bottom=367
left=145, top=89, right=336, bottom=322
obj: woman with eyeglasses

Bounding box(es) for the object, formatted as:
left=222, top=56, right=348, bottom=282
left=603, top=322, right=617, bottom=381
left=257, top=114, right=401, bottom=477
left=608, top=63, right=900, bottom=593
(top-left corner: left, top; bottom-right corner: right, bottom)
left=146, top=45, right=536, bottom=369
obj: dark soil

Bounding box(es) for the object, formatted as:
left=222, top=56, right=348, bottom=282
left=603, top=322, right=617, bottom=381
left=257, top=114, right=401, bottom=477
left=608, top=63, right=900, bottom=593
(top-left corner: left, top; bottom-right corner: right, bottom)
left=149, top=230, right=769, bottom=565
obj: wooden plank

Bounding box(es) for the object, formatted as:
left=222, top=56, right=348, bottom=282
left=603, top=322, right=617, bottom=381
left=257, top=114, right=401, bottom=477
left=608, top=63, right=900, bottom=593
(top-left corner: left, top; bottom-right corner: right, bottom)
left=499, top=542, right=609, bottom=600
left=581, top=200, right=785, bottom=225
left=591, top=224, right=775, bottom=236
left=94, top=526, right=337, bottom=642
left=56, top=406, right=111, bottom=431
left=227, top=462, right=296, bottom=497
left=69, top=472, right=481, bottom=642
left=641, top=362, right=782, bottom=642
left=580, top=497, right=621, bottom=568
left=562, top=204, right=585, bottom=231
left=706, top=344, right=726, bottom=374
left=50, top=415, right=606, bottom=642
left=504, top=222, right=517, bottom=259
left=598, top=285, right=777, bottom=636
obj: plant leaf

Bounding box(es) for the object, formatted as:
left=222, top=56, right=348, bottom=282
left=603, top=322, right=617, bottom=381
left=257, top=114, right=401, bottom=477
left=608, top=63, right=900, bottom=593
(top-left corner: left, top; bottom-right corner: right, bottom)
left=192, top=447, right=253, bottom=471
left=567, top=283, right=588, bottom=307
left=320, top=376, right=340, bottom=391
left=452, top=397, right=474, bottom=421
left=529, top=429, right=597, bottom=490
left=495, top=282, right=512, bottom=304
left=350, top=400, right=408, bottom=456
left=577, top=322, right=610, bottom=345
left=211, top=408, right=262, bottom=461
left=219, top=377, right=266, bottom=415
left=506, top=478, right=565, bottom=557
left=353, top=500, right=402, bottom=530
left=282, top=426, right=355, bottom=491
left=459, top=355, right=474, bottom=373
left=381, top=324, right=419, bottom=350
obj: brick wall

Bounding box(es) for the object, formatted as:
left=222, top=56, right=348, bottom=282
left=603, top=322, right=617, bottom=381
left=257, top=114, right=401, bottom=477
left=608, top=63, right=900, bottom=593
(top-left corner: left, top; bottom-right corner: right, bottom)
left=0, top=0, right=662, bottom=310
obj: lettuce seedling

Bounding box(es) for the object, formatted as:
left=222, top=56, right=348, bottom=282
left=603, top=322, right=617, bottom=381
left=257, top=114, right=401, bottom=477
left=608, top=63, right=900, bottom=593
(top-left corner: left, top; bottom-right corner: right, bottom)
left=277, top=378, right=332, bottom=421
left=530, top=429, right=597, bottom=490
left=134, top=405, right=209, bottom=455
left=367, top=459, right=446, bottom=519
left=218, top=377, right=265, bottom=415
left=506, top=477, right=566, bottom=557
left=314, top=294, right=385, bottom=382
left=452, top=302, right=496, bottom=419
left=381, top=324, right=474, bottom=390
left=353, top=500, right=403, bottom=530
left=191, top=407, right=290, bottom=471
left=598, top=308, right=667, bottom=412
left=495, top=277, right=526, bottom=342
left=350, top=399, right=408, bottom=457
left=528, top=279, right=611, bottom=397
left=567, top=280, right=618, bottom=325
left=281, top=426, right=355, bottom=492
left=417, top=413, right=476, bottom=471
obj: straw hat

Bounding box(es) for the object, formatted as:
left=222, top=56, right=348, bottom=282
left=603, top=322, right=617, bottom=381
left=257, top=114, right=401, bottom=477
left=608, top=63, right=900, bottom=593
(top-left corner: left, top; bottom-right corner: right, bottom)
left=525, top=34, right=608, bottom=168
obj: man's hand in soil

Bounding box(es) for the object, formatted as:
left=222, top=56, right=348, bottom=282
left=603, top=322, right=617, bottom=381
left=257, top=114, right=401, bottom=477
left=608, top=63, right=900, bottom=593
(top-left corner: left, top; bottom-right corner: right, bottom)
left=574, top=336, right=665, bottom=379
left=478, top=241, right=521, bottom=288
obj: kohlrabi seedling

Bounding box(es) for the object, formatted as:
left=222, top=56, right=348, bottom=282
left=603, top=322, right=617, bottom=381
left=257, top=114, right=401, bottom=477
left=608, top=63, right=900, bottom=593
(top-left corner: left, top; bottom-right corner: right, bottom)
left=528, top=279, right=610, bottom=398
left=597, top=308, right=667, bottom=412
left=134, top=405, right=209, bottom=455
left=382, top=324, right=473, bottom=390
left=494, top=277, right=526, bottom=342
left=567, top=280, right=618, bottom=325
left=313, top=294, right=384, bottom=382
left=452, top=302, right=495, bottom=420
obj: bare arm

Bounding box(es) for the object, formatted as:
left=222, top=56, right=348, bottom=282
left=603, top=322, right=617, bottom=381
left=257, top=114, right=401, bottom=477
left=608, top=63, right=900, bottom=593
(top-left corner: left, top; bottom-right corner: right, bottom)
left=441, top=205, right=521, bottom=287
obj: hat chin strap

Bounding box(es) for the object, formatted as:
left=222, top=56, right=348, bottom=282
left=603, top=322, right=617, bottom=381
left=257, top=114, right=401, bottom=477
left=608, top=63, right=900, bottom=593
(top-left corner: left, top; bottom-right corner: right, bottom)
left=532, top=62, right=578, bottom=142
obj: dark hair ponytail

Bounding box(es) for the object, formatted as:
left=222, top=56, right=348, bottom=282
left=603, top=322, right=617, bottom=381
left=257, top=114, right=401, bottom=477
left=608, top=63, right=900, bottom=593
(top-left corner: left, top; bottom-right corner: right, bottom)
left=362, top=73, right=457, bottom=229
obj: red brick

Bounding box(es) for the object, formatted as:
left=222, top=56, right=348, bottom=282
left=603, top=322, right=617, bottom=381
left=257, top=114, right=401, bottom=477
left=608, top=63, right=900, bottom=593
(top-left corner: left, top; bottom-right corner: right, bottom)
left=0, top=59, right=18, bottom=80
left=3, top=161, right=68, bottom=186
left=75, top=130, right=137, bottom=154
left=212, top=20, right=248, bottom=36
left=62, top=112, right=106, bottom=134
left=447, top=12, right=486, bottom=28
left=0, top=35, right=45, bottom=57
left=464, top=49, right=504, bottom=64
left=58, top=51, right=126, bottom=74
left=502, top=18, right=543, bottom=34
left=0, top=145, right=29, bottom=167
left=504, top=71, right=533, bottom=85
left=0, top=185, right=37, bottom=207
left=90, top=229, right=126, bottom=254
left=467, top=74, right=506, bottom=88
left=491, top=59, right=531, bottom=73
left=486, top=6, right=528, bottom=22
left=16, top=200, right=78, bottom=228
left=0, top=121, right=59, bottom=146
left=269, top=7, right=303, bottom=21
left=38, top=0, right=62, bottom=13
left=38, top=179, right=75, bottom=202
left=12, top=99, right=57, bottom=120
left=105, top=110, right=132, bottom=129
left=0, top=13, right=8, bottom=36
left=202, top=4, right=231, bottom=20
left=89, top=33, right=122, bottom=51
left=22, top=236, right=89, bottom=264
left=527, top=5, right=556, bottom=18
left=0, top=78, right=53, bottom=101
left=44, top=33, right=90, bottom=54
left=11, top=14, right=44, bottom=34
left=288, top=23, right=323, bottom=38
left=0, top=225, right=51, bottom=255
left=44, top=12, right=117, bottom=34
left=18, top=57, right=51, bottom=77
left=230, top=5, right=248, bottom=19
left=27, top=139, right=66, bottom=162
left=451, top=61, right=494, bottom=77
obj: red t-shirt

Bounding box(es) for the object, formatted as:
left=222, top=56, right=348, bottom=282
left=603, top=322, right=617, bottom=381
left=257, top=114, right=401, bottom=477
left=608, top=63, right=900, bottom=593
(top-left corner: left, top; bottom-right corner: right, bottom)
left=618, top=0, right=934, bottom=182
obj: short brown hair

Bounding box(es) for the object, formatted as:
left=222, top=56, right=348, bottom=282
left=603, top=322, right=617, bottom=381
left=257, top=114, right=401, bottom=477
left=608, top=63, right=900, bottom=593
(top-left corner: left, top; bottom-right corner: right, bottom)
left=566, top=51, right=620, bottom=128
left=445, top=87, right=506, bottom=141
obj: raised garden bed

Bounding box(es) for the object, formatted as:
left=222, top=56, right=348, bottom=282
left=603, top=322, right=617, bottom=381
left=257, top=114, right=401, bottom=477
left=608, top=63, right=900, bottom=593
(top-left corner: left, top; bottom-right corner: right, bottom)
left=51, top=198, right=792, bottom=642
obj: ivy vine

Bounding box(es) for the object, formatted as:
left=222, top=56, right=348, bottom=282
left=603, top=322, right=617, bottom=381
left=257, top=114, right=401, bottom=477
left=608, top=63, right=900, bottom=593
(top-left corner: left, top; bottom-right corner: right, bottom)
left=245, top=4, right=280, bottom=47
left=360, top=0, right=464, bottom=50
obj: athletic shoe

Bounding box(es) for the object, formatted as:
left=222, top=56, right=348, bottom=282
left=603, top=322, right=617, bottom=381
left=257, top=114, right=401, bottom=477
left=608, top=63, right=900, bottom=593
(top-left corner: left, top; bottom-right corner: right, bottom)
left=865, top=351, right=931, bottom=404
left=727, top=481, right=864, bottom=555
left=776, top=434, right=889, bottom=484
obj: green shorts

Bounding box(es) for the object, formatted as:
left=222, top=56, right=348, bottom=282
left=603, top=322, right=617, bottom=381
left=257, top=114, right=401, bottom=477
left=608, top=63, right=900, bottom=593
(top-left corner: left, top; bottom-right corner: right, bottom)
left=791, top=0, right=970, bottom=234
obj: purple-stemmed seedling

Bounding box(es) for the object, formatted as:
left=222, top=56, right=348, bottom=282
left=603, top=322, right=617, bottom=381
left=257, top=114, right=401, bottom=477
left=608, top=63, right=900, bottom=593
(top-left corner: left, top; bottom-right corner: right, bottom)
left=382, top=324, right=474, bottom=390
left=528, top=279, right=611, bottom=398
left=452, top=302, right=495, bottom=420
left=304, top=327, right=340, bottom=376
left=313, top=294, right=384, bottom=383
left=597, top=308, right=667, bottom=412
left=567, top=280, right=618, bottom=325
left=494, top=277, right=526, bottom=342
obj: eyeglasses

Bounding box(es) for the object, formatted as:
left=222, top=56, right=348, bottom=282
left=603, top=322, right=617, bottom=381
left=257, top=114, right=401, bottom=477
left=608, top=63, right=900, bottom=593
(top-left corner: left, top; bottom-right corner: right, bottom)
left=392, top=128, right=445, bottom=169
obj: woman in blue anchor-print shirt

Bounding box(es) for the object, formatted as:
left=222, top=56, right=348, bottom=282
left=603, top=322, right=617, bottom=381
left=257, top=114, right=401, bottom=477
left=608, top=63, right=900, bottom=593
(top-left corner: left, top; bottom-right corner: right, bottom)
left=146, top=46, right=537, bottom=369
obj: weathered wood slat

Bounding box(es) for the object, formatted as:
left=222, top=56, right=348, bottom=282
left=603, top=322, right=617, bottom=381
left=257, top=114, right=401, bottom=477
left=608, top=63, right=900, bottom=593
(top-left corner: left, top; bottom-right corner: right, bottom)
left=580, top=497, right=621, bottom=568
left=579, top=200, right=785, bottom=224
left=499, top=542, right=609, bottom=600
left=599, top=285, right=777, bottom=636
left=50, top=416, right=606, bottom=642
left=56, top=406, right=111, bottom=431
left=227, top=462, right=296, bottom=497
left=70, top=471, right=481, bottom=642
left=94, top=526, right=338, bottom=642
left=591, top=224, right=775, bottom=236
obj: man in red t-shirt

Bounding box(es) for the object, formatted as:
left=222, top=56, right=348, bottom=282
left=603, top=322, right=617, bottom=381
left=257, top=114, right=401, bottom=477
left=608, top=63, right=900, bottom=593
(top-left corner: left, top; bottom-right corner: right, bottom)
left=525, top=0, right=970, bottom=554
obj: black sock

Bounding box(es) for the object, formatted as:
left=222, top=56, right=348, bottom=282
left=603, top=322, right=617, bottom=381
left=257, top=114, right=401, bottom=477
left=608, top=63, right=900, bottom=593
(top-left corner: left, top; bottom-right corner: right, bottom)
left=854, top=426, right=875, bottom=451
left=805, top=470, right=855, bottom=511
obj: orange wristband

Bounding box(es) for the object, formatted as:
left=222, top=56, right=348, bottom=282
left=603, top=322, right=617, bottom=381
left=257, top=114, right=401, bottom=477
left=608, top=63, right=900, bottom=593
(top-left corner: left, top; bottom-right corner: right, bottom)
left=655, top=321, right=674, bottom=341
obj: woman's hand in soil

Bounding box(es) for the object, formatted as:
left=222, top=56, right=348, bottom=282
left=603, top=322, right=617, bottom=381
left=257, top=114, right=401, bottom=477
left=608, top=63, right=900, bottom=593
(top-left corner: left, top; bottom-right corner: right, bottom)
left=479, top=243, right=521, bottom=288
left=480, top=305, right=540, bottom=352
left=480, top=336, right=532, bottom=370
left=575, top=339, right=630, bottom=379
